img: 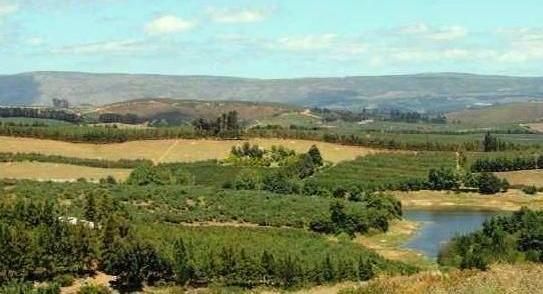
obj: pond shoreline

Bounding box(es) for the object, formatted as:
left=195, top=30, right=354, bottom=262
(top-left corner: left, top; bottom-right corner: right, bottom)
left=364, top=190, right=543, bottom=266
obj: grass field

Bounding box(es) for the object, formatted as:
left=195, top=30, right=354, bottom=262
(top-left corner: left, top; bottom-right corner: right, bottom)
left=0, top=136, right=379, bottom=163
left=0, top=162, right=130, bottom=182
left=496, top=170, right=543, bottom=187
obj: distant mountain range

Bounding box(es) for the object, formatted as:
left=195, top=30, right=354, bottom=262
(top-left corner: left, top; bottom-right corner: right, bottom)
left=1, top=71, right=543, bottom=112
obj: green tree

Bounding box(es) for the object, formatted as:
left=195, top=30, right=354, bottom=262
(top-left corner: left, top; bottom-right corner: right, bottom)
left=357, top=256, right=375, bottom=281
left=296, top=153, right=316, bottom=179
left=427, top=167, right=460, bottom=190
left=477, top=172, right=504, bottom=194
left=84, top=193, right=97, bottom=223
left=172, top=238, right=192, bottom=285
left=482, top=131, right=499, bottom=152
left=308, top=145, right=323, bottom=167
left=126, top=164, right=156, bottom=185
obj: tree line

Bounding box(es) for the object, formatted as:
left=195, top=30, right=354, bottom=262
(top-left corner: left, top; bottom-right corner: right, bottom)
left=0, top=107, right=81, bottom=123
left=387, top=110, right=447, bottom=124
left=192, top=111, right=242, bottom=138
left=0, top=152, right=152, bottom=169
left=439, top=208, right=543, bottom=270
left=398, top=167, right=509, bottom=195
left=470, top=154, right=543, bottom=172
left=98, top=113, right=144, bottom=124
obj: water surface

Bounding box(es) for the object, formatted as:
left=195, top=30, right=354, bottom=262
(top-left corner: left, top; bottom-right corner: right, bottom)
left=402, top=209, right=503, bottom=258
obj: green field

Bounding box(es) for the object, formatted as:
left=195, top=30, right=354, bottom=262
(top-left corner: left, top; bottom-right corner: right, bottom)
left=312, top=152, right=457, bottom=190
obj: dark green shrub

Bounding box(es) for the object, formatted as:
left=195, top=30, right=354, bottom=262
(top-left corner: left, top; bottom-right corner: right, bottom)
left=477, top=172, right=505, bottom=194
left=53, top=274, right=75, bottom=287
left=77, top=284, right=112, bottom=294
left=522, top=185, right=538, bottom=195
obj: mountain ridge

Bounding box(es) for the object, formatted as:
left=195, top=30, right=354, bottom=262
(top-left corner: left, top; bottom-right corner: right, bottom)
left=1, top=71, right=543, bottom=112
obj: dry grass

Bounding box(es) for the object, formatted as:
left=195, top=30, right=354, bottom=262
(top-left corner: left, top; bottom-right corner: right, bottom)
left=496, top=170, right=543, bottom=188
left=0, top=136, right=379, bottom=163
left=523, top=123, right=543, bottom=133
left=0, top=162, right=130, bottom=182
left=394, top=189, right=543, bottom=211
left=342, top=263, right=543, bottom=294
left=60, top=272, right=114, bottom=294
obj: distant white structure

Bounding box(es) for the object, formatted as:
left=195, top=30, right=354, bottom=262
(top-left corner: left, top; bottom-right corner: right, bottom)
left=58, top=216, right=99, bottom=229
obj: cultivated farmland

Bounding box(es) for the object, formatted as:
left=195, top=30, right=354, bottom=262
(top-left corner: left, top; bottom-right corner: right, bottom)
left=0, top=136, right=379, bottom=163
left=313, top=152, right=457, bottom=190
left=0, top=162, right=130, bottom=182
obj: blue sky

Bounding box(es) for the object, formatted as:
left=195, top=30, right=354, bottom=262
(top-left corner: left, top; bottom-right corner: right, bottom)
left=1, top=0, right=543, bottom=78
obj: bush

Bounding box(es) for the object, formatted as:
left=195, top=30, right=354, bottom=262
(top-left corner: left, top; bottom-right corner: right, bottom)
left=77, top=284, right=112, bottom=294
left=126, top=164, right=195, bottom=186
left=522, top=185, right=538, bottom=195
left=233, top=170, right=261, bottom=190
left=53, top=274, right=75, bottom=287
left=427, top=167, right=460, bottom=190
left=0, top=282, right=60, bottom=294
left=477, top=172, right=506, bottom=194
left=262, top=172, right=300, bottom=194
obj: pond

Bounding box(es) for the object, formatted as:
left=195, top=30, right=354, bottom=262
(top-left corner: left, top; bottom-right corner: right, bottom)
left=402, top=209, right=504, bottom=258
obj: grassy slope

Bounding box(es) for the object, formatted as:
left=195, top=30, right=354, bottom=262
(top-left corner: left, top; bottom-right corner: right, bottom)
left=91, top=98, right=298, bottom=122
left=446, top=102, right=543, bottom=126
left=340, top=264, right=543, bottom=294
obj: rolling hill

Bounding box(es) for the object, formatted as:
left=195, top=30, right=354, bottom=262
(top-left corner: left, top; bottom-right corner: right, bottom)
left=89, top=98, right=298, bottom=123
left=446, top=102, right=543, bottom=126
left=1, top=72, right=543, bottom=112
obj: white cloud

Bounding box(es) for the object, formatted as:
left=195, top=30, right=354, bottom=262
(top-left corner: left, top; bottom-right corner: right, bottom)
left=495, top=28, right=543, bottom=62
left=274, top=34, right=337, bottom=51
left=207, top=7, right=269, bottom=23
left=400, top=23, right=467, bottom=41
left=0, top=1, right=17, bottom=16
left=26, top=37, right=44, bottom=46
left=51, top=40, right=148, bottom=54
left=144, top=15, right=195, bottom=35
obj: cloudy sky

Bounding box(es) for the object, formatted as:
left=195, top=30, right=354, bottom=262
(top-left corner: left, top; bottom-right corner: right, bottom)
left=0, top=0, right=542, bottom=78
